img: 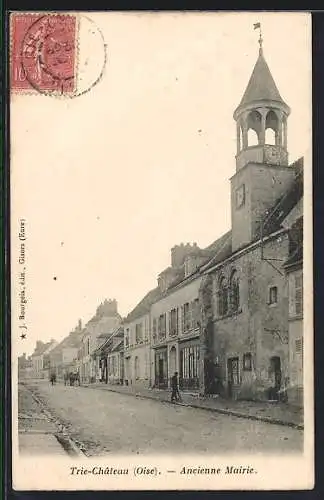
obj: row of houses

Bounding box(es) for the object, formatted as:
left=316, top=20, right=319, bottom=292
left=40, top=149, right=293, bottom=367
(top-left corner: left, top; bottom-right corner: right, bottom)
left=22, top=42, right=304, bottom=406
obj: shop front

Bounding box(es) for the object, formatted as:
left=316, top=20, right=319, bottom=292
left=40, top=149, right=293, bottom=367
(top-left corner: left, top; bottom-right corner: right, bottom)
left=154, top=348, right=168, bottom=389
left=179, top=338, right=200, bottom=391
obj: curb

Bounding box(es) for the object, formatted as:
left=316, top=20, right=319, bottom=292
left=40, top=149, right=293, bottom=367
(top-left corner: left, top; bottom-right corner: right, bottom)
left=24, top=385, right=86, bottom=457
left=82, top=384, right=304, bottom=431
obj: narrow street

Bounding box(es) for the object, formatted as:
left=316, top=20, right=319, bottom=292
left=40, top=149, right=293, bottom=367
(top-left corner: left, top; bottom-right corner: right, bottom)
left=19, top=381, right=303, bottom=456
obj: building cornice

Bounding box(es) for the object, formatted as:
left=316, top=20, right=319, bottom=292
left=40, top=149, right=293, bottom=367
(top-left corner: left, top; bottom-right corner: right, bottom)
left=201, top=227, right=287, bottom=275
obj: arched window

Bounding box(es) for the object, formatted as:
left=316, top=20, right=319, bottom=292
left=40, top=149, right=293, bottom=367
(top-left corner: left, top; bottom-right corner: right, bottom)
left=229, top=270, right=240, bottom=312
left=247, top=110, right=262, bottom=146
left=265, top=128, right=276, bottom=145
left=248, top=129, right=258, bottom=146
left=217, top=276, right=228, bottom=317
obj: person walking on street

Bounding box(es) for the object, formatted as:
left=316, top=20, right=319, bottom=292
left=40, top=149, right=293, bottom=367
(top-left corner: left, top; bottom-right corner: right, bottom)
left=171, top=371, right=181, bottom=403
left=50, top=372, right=56, bottom=386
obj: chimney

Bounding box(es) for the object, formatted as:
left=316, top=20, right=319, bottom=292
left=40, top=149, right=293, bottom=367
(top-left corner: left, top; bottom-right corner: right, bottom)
left=101, top=298, right=118, bottom=316
left=171, top=242, right=201, bottom=267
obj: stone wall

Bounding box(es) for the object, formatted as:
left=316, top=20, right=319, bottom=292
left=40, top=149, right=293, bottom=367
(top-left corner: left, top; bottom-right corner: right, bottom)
left=204, top=234, right=290, bottom=401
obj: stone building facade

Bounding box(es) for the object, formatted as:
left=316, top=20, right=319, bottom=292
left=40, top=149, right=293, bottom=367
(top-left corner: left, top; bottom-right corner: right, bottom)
left=31, top=339, right=57, bottom=379
left=49, top=322, right=83, bottom=380
left=79, top=299, right=122, bottom=383
left=150, top=238, right=229, bottom=390
left=92, top=326, right=124, bottom=384
left=284, top=217, right=303, bottom=406
left=123, top=288, right=161, bottom=388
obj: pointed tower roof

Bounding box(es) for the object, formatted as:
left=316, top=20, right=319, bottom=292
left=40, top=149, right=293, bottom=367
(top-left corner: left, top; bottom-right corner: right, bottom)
left=234, top=48, right=290, bottom=119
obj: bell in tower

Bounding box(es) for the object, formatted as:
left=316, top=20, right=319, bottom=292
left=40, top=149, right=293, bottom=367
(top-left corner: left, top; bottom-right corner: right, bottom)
left=233, top=29, right=290, bottom=171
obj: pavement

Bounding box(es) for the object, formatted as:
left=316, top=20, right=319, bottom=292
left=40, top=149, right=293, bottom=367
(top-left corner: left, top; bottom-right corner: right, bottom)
left=21, top=380, right=303, bottom=456
left=82, top=382, right=304, bottom=430
left=18, top=384, right=77, bottom=456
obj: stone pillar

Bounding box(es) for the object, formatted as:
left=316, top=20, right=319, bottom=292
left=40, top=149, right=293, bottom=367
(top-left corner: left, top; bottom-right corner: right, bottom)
left=236, top=121, right=241, bottom=155
left=278, top=121, right=282, bottom=146
left=242, top=125, right=248, bottom=149
left=260, top=109, right=266, bottom=145
left=241, top=114, right=248, bottom=149
left=283, top=118, right=288, bottom=149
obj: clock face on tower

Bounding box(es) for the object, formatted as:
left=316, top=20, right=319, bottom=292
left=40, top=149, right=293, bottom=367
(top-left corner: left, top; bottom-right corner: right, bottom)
left=264, top=145, right=281, bottom=165
left=235, top=184, right=245, bottom=209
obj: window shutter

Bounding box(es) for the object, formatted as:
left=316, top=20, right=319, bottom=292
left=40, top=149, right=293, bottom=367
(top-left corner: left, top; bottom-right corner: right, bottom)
left=181, top=305, right=184, bottom=334
left=176, top=307, right=179, bottom=334
left=189, top=301, right=194, bottom=329
left=168, top=311, right=171, bottom=336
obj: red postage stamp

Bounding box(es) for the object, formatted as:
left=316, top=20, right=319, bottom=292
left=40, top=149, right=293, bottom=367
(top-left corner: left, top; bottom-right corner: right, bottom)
left=10, top=13, right=77, bottom=94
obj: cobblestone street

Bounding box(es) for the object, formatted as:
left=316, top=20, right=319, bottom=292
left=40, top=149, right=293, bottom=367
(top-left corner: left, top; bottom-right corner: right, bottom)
left=19, top=381, right=303, bottom=456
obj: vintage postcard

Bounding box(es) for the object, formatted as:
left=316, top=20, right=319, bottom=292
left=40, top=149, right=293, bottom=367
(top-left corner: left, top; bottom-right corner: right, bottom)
left=10, top=11, right=313, bottom=490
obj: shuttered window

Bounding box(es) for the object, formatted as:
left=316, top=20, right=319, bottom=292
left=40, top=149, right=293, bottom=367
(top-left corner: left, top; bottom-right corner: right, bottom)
left=169, top=308, right=178, bottom=336
left=295, top=275, right=303, bottom=315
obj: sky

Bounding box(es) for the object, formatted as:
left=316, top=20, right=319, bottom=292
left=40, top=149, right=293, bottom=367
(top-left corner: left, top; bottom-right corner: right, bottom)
left=11, top=12, right=311, bottom=356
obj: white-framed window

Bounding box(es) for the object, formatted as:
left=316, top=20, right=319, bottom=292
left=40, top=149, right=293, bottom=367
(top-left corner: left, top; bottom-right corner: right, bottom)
left=182, top=302, right=192, bottom=332
left=169, top=308, right=178, bottom=336
left=135, top=323, right=143, bottom=343
left=192, top=298, right=200, bottom=329
left=158, top=313, right=166, bottom=339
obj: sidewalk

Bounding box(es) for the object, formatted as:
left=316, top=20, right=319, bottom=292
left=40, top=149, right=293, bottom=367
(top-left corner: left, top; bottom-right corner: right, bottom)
left=82, top=382, right=304, bottom=430
left=19, top=383, right=76, bottom=455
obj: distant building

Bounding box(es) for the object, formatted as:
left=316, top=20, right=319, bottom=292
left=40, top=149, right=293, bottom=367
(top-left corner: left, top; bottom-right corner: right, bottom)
left=30, top=339, right=58, bottom=379
left=123, top=289, right=160, bottom=388
left=18, top=353, right=33, bottom=379
left=79, top=299, right=122, bottom=383
left=92, top=326, right=124, bottom=384
left=49, top=321, right=83, bottom=379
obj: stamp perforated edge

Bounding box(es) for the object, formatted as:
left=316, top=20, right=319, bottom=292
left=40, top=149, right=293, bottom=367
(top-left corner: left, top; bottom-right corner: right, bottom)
left=9, top=11, right=80, bottom=99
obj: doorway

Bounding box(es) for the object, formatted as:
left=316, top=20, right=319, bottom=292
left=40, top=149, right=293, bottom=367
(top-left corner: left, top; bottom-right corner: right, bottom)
left=169, top=346, right=176, bottom=376
left=269, top=356, right=281, bottom=400
left=158, top=358, right=164, bottom=384
left=227, top=357, right=239, bottom=398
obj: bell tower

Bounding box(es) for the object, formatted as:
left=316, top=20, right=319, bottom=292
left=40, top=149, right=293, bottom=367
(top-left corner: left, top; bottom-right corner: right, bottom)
left=231, top=28, right=296, bottom=253
left=233, top=31, right=290, bottom=171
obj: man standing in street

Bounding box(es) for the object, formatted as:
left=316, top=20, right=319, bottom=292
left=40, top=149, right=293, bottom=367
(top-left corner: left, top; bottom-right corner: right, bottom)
left=171, top=371, right=180, bottom=403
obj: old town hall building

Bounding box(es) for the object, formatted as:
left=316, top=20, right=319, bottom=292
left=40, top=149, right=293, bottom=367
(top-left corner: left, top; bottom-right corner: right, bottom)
left=44, top=36, right=303, bottom=407
left=124, top=39, right=304, bottom=404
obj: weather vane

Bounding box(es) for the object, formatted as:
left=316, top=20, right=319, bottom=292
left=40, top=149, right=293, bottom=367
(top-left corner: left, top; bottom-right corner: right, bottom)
left=253, top=22, right=263, bottom=51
